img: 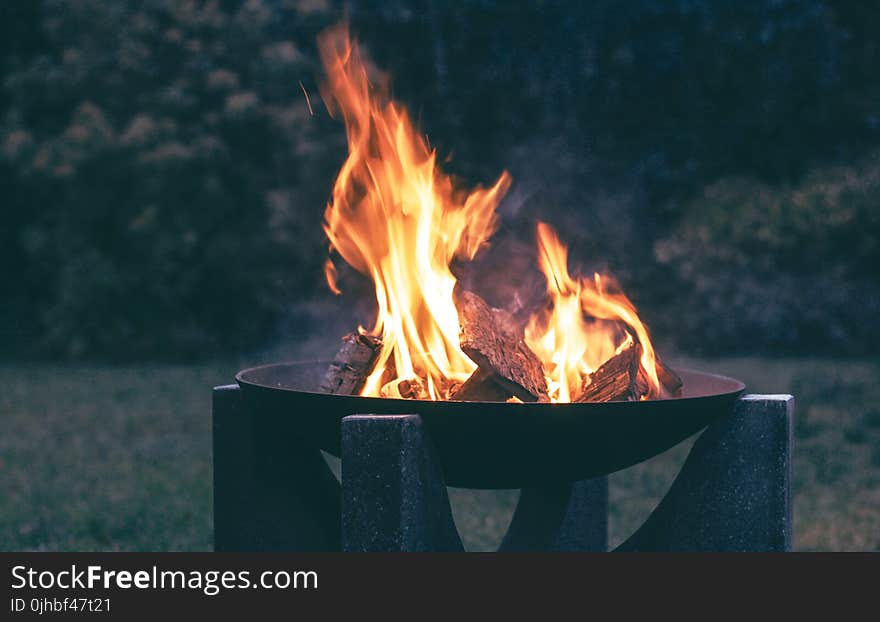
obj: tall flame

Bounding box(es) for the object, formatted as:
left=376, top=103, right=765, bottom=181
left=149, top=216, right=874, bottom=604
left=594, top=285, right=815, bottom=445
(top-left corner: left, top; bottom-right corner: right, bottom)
left=319, top=25, right=511, bottom=399
left=525, top=222, right=662, bottom=402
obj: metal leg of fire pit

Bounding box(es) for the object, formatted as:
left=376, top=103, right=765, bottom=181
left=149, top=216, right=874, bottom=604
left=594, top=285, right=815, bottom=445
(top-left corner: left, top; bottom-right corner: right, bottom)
left=213, top=384, right=341, bottom=551
left=496, top=394, right=792, bottom=552
left=498, top=480, right=609, bottom=551
left=616, top=394, right=793, bottom=552
left=341, top=414, right=464, bottom=552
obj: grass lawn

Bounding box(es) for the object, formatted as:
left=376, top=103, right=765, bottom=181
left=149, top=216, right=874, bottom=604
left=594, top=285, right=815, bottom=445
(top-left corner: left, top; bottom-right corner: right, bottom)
left=1, top=357, right=878, bottom=551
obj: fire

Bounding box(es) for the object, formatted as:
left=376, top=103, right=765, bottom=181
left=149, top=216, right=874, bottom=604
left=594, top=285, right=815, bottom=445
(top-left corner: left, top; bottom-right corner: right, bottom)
left=318, top=25, right=667, bottom=403
left=524, top=222, right=662, bottom=402
left=319, top=25, right=511, bottom=399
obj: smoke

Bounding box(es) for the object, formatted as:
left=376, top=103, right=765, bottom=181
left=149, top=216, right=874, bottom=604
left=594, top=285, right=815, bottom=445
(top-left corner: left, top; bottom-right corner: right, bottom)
left=457, top=134, right=650, bottom=322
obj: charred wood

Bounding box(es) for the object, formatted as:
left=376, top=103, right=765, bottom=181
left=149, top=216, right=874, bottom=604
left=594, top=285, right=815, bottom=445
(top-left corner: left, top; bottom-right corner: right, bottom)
left=455, top=288, right=549, bottom=402
left=576, top=341, right=644, bottom=403
left=656, top=357, right=683, bottom=396
left=320, top=332, right=382, bottom=396
left=449, top=367, right=516, bottom=402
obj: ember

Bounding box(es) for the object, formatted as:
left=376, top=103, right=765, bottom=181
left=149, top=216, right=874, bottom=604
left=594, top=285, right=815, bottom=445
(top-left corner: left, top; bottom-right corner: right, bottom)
left=318, top=25, right=681, bottom=403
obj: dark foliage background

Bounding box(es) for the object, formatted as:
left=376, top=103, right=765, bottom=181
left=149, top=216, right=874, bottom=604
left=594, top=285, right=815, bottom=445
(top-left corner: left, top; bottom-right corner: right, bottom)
left=2, top=0, right=878, bottom=359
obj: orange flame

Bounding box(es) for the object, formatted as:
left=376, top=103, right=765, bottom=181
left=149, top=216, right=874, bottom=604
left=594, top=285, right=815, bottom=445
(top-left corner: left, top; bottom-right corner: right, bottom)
left=319, top=25, right=511, bottom=399
left=524, top=222, right=662, bottom=402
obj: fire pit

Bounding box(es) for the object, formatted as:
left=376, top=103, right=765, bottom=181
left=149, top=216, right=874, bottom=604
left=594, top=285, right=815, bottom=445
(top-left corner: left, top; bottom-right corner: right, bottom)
left=213, top=25, right=794, bottom=552
left=235, top=362, right=743, bottom=488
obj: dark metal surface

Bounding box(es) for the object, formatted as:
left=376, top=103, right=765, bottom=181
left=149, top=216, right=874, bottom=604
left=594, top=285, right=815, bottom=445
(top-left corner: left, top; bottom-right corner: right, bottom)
left=616, top=395, right=793, bottom=551
left=235, top=361, right=745, bottom=488
left=213, top=385, right=340, bottom=551
left=498, top=479, right=608, bottom=551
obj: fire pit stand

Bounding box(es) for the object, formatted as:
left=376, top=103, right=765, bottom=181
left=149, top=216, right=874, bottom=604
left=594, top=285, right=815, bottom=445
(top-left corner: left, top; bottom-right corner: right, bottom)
left=213, top=386, right=792, bottom=552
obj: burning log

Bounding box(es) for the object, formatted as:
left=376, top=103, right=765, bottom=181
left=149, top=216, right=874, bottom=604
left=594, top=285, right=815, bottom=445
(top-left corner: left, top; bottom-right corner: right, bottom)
left=631, top=345, right=683, bottom=398
left=656, top=358, right=683, bottom=396
left=575, top=340, right=684, bottom=402
left=633, top=363, right=650, bottom=398
left=380, top=376, right=424, bottom=400
left=622, top=328, right=683, bottom=398
left=449, top=367, right=517, bottom=402
left=455, top=288, right=549, bottom=402
left=576, top=341, right=645, bottom=403
left=320, top=332, right=382, bottom=396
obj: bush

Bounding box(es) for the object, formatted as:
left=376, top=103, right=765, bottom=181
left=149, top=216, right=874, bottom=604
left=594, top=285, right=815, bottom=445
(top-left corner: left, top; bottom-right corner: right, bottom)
left=655, top=152, right=880, bottom=354
left=1, top=0, right=339, bottom=358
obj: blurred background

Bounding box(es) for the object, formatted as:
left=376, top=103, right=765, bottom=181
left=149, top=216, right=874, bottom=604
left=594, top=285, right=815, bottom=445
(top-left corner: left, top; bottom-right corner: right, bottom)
left=1, top=0, right=878, bottom=550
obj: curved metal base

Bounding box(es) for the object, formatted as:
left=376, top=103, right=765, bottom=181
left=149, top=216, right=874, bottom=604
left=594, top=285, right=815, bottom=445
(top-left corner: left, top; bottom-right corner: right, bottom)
left=498, top=480, right=608, bottom=551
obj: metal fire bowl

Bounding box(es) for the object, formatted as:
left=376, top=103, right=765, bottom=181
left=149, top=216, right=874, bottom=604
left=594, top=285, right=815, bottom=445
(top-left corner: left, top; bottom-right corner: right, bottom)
left=235, top=362, right=745, bottom=489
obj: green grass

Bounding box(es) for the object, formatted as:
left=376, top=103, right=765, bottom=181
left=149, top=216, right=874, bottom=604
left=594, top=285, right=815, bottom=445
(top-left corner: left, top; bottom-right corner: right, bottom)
left=1, top=358, right=877, bottom=551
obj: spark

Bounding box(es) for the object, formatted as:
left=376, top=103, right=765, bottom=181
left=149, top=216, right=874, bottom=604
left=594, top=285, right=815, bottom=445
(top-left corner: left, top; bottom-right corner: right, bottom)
left=299, top=80, right=315, bottom=116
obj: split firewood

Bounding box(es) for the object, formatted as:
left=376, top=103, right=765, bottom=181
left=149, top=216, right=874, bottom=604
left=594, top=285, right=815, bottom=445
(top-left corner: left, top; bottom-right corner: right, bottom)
left=576, top=341, right=644, bottom=403
left=618, top=350, right=684, bottom=399
left=628, top=333, right=683, bottom=398
left=454, top=288, right=549, bottom=402
left=490, top=307, right=523, bottom=341
left=449, top=366, right=517, bottom=402
left=319, top=332, right=382, bottom=395
left=380, top=376, right=424, bottom=400
left=633, top=361, right=650, bottom=398
left=656, top=357, right=683, bottom=396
